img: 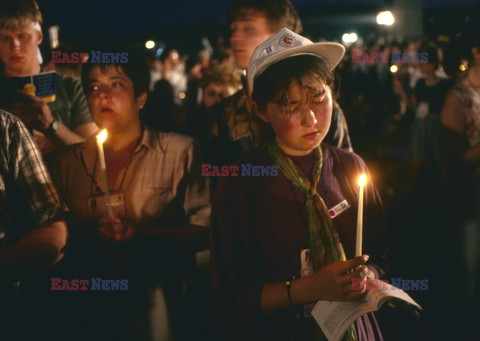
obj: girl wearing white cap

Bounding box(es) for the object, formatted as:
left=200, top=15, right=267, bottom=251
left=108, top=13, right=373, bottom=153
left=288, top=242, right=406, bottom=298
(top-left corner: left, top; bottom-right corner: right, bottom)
left=210, top=28, right=388, bottom=340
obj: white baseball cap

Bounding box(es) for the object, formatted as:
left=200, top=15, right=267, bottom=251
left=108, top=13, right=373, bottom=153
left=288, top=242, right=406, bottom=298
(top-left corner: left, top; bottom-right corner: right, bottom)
left=247, top=27, right=345, bottom=96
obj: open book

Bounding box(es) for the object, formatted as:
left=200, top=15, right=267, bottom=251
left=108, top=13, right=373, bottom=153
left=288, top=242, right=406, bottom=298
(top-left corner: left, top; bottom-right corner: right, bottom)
left=5, top=70, right=56, bottom=103
left=312, top=280, right=421, bottom=341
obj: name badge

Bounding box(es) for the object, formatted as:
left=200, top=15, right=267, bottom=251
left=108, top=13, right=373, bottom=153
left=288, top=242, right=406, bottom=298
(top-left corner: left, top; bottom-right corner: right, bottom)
left=87, top=193, right=126, bottom=217
left=328, top=200, right=350, bottom=219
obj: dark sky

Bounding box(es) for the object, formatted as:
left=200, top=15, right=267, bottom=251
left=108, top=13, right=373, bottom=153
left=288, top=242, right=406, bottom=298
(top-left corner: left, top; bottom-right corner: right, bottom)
left=38, top=0, right=478, bottom=50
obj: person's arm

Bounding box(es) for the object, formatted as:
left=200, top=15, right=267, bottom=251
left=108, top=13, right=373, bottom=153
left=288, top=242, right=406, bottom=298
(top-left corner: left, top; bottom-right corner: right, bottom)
left=260, top=256, right=369, bottom=313
left=11, top=92, right=98, bottom=145
left=0, top=220, right=67, bottom=279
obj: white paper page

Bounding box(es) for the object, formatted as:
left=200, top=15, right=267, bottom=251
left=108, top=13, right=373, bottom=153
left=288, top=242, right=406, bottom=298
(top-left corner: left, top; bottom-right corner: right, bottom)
left=312, top=298, right=375, bottom=341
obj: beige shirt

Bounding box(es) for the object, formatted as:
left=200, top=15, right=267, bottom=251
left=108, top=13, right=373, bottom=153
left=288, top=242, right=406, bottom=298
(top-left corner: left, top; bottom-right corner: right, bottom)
left=51, top=127, right=210, bottom=229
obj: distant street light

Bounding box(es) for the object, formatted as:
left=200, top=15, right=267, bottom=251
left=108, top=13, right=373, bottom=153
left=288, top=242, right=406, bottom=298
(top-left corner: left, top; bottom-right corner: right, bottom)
left=377, top=11, right=395, bottom=26
left=342, top=33, right=358, bottom=45
left=145, top=40, right=155, bottom=49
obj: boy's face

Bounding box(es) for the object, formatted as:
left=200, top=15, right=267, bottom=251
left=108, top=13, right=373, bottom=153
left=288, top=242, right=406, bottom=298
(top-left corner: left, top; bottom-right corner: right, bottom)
left=0, top=23, right=42, bottom=76
left=230, top=10, right=274, bottom=70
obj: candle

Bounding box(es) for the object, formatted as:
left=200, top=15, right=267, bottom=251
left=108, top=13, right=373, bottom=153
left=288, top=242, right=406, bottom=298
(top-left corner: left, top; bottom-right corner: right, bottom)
left=96, top=129, right=114, bottom=218
left=355, top=173, right=367, bottom=257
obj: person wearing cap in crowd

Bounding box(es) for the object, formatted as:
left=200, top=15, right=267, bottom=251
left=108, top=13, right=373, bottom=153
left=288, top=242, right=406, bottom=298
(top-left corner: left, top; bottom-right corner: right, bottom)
left=210, top=28, right=388, bottom=340
left=207, top=0, right=353, bottom=169
left=0, top=109, right=67, bottom=338
left=0, top=0, right=97, bottom=154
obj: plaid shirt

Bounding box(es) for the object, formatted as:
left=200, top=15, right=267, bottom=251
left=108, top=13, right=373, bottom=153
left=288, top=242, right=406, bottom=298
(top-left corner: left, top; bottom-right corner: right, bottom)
left=0, top=110, right=65, bottom=243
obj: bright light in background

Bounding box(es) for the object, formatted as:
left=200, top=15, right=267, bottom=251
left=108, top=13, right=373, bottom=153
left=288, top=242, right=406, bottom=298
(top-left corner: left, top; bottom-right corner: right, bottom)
left=459, top=64, right=467, bottom=72
left=390, top=65, right=398, bottom=73
left=145, top=40, right=155, bottom=49
left=342, top=33, right=358, bottom=44
left=377, top=11, right=395, bottom=26
left=48, top=26, right=59, bottom=49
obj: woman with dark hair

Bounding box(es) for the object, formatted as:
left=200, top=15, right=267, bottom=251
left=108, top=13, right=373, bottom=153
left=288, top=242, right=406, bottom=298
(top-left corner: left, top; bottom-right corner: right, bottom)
left=51, top=55, right=211, bottom=340
left=210, top=28, right=388, bottom=340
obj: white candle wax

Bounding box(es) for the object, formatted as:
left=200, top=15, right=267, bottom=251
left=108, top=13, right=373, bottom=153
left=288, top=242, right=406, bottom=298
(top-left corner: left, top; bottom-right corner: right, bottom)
left=96, top=129, right=114, bottom=218
left=355, top=173, right=367, bottom=257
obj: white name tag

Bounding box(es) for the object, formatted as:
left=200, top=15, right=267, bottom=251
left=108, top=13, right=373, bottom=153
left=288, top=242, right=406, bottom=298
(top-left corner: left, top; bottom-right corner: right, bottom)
left=328, top=200, right=350, bottom=219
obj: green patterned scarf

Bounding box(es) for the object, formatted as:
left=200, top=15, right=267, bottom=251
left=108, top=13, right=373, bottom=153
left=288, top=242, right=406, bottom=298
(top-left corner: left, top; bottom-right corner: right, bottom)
left=266, top=140, right=358, bottom=341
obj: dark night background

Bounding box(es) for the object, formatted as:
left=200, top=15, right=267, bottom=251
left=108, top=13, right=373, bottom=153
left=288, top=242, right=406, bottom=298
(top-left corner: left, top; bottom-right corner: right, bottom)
left=38, top=0, right=479, bottom=55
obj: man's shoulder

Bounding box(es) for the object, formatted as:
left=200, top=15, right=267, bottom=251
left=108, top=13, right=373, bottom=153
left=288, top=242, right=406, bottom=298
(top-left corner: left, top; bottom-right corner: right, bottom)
left=0, top=109, right=27, bottom=136
left=0, top=109, right=18, bottom=125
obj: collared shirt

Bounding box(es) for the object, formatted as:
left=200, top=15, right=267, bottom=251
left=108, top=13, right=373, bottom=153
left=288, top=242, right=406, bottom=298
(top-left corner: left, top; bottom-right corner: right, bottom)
left=51, top=127, right=210, bottom=229
left=0, top=110, right=65, bottom=243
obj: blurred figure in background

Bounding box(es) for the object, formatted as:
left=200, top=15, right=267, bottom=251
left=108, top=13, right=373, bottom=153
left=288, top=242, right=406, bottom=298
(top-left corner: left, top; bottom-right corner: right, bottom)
left=161, top=48, right=187, bottom=104
left=201, top=64, right=241, bottom=109
left=408, top=42, right=452, bottom=177
left=190, top=64, right=241, bottom=156
left=441, top=27, right=480, bottom=328
left=143, top=78, right=189, bottom=134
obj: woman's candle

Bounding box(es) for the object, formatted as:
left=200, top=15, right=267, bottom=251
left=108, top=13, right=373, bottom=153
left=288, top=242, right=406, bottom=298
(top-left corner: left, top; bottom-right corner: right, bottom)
left=355, top=173, right=367, bottom=257
left=96, top=129, right=114, bottom=218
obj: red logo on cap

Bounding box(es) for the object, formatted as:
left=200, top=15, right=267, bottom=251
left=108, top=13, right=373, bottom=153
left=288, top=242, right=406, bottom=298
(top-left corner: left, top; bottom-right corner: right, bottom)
left=279, top=33, right=299, bottom=48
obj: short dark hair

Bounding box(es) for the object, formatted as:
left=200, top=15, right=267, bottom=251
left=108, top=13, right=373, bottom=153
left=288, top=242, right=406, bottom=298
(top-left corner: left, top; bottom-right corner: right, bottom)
left=81, top=53, right=150, bottom=98
left=0, top=0, right=42, bottom=30
left=251, top=55, right=335, bottom=142
left=228, top=0, right=302, bottom=33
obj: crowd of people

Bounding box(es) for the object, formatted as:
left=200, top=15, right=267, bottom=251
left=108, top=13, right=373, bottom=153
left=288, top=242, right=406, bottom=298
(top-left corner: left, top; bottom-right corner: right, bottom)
left=0, top=0, right=479, bottom=340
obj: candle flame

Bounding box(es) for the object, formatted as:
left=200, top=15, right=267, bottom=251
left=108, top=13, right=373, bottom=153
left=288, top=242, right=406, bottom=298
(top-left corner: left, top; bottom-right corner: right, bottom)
left=357, top=173, right=367, bottom=187
left=96, top=129, right=108, bottom=144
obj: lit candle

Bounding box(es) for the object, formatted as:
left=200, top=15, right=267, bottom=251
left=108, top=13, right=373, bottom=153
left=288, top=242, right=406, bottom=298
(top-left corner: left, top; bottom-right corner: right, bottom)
left=355, top=173, right=367, bottom=257
left=96, top=129, right=114, bottom=218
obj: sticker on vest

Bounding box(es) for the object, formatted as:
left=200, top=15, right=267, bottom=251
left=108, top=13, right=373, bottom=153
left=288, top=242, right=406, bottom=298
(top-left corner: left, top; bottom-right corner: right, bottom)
left=328, top=200, right=350, bottom=219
